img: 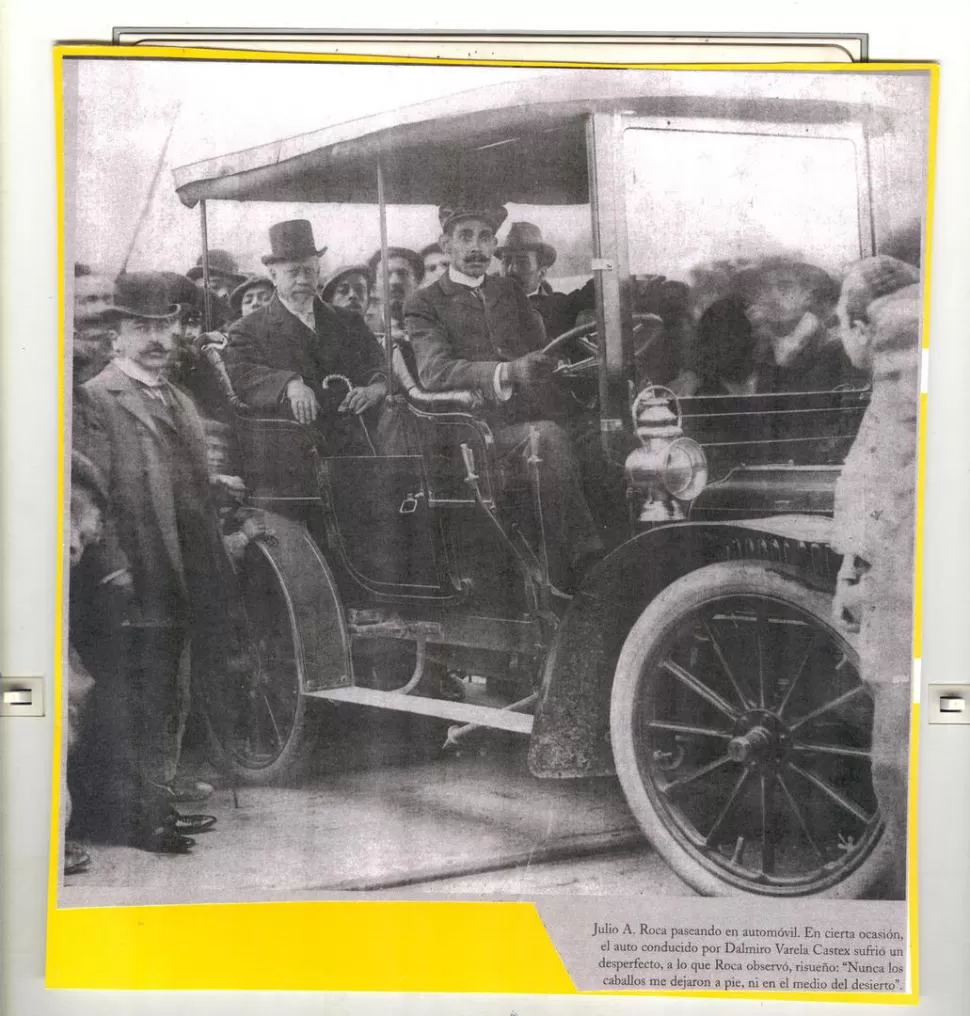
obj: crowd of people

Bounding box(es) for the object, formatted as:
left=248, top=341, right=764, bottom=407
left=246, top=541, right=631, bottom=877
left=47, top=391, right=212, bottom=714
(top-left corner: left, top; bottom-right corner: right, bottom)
left=66, top=201, right=921, bottom=899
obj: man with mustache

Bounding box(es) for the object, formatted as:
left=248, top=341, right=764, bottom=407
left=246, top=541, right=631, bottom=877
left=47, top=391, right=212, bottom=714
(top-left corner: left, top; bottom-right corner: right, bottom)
left=405, top=202, right=604, bottom=593
left=497, top=222, right=595, bottom=340
left=226, top=220, right=386, bottom=456
left=76, top=271, right=226, bottom=853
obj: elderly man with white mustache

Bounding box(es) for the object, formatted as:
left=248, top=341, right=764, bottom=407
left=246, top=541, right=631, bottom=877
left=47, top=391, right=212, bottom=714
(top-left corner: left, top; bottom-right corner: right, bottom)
left=226, top=220, right=386, bottom=456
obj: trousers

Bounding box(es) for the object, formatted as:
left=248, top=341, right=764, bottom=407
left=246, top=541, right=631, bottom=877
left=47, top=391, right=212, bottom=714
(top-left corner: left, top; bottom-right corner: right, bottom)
left=70, top=625, right=191, bottom=842
left=492, top=419, right=605, bottom=590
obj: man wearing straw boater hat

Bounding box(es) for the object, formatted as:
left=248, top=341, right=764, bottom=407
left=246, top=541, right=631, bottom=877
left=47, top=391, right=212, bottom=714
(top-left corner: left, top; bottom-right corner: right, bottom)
left=76, top=271, right=229, bottom=854
left=226, top=220, right=386, bottom=455
left=405, top=201, right=604, bottom=593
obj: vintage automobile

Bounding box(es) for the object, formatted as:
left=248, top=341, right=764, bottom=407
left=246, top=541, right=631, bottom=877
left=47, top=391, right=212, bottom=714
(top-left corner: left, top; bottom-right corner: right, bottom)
left=171, top=68, right=921, bottom=899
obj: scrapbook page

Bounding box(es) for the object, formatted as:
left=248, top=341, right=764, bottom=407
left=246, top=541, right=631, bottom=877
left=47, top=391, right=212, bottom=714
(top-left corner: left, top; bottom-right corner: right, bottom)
left=48, top=45, right=933, bottom=1000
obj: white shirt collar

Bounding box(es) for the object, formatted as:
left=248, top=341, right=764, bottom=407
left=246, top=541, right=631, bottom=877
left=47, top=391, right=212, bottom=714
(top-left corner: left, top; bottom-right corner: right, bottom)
left=448, top=265, right=485, bottom=289
left=114, top=356, right=167, bottom=388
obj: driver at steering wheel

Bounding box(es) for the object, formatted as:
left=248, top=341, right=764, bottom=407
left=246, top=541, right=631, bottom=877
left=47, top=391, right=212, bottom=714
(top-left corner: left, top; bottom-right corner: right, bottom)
left=404, top=201, right=604, bottom=592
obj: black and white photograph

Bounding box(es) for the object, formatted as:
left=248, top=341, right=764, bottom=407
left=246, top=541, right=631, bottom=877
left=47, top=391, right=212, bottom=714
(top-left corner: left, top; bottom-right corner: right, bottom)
left=59, top=53, right=929, bottom=944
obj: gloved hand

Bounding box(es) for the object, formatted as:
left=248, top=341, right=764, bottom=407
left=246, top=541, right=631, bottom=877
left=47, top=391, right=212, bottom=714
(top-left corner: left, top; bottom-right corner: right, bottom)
left=506, top=350, right=557, bottom=390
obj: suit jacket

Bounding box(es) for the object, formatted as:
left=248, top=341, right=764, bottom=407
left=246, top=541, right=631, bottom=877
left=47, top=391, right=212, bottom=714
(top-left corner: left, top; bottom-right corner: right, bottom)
left=405, top=273, right=570, bottom=423
left=225, top=294, right=385, bottom=414
left=77, top=362, right=227, bottom=628
left=529, top=279, right=596, bottom=340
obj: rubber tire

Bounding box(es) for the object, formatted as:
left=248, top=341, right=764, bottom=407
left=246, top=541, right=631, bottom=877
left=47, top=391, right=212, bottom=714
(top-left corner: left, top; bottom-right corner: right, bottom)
left=203, top=678, right=325, bottom=787
left=202, top=540, right=325, bottom=786
left=610, top=559, right=892, bottom=898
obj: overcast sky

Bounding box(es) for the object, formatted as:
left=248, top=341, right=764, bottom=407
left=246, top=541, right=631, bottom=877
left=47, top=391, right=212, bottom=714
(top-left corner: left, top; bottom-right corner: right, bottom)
left=70, top=60, right=551, bottom=277
left=68, top=60, right=929, bottom=283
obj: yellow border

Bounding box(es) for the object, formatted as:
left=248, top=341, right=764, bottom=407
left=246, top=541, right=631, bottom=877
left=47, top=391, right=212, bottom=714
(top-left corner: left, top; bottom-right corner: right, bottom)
left=48, top=45, right=937, bottom=1002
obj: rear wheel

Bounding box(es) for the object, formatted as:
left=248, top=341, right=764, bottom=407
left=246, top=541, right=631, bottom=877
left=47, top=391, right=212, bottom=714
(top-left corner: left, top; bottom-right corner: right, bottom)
left=610, top=560, right=889, bottom=897
left=202, top=542, right=322, bottom=784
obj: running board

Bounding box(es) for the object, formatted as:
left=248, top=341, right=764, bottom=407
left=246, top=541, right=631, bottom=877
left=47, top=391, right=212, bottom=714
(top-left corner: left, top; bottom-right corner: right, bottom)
left=307, top=685, right=534, bottom=735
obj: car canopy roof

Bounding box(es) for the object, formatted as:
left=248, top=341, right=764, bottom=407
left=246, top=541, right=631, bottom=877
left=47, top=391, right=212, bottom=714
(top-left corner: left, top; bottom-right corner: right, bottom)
left=172, top=69, right=895, bottom=209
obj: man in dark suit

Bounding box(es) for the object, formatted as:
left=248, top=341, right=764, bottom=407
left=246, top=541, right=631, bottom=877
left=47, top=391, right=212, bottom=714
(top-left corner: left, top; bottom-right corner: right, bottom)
left=405, top=203, right=604, bottom=592
left=496, top=221, right=595, bottom=341
left=226, top=220, right=386, bottom=456
left=77, top=272, right=225, bottom=853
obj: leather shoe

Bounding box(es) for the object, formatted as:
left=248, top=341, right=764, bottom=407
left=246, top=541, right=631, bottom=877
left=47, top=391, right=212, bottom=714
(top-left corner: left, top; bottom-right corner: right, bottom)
left=131, top=824, right=195, bottom=854
left=169, top=778, right=214, bottom=803
left=64, top=841, right=91, bottom=876
left=172, top=813, right=217, bottom=835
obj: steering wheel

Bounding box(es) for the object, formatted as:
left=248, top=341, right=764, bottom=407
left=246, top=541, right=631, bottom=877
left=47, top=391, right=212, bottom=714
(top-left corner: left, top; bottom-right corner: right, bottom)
left=542, top=313, right=666, bottom=382
left=542, top=321, right=600, bottom=380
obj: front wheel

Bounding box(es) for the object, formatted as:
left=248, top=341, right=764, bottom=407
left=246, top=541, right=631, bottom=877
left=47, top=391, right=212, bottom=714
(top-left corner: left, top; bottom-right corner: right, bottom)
left=201, top=540, right=323, bottom=784
left=610, top=560, right=890, bottom=897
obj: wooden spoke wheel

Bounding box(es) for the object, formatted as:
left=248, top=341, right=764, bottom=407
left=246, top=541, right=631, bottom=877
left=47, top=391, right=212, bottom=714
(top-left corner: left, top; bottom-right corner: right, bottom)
left=611, top=561, right=890, bottom=897
left=201, top=541, right=321, bottom=784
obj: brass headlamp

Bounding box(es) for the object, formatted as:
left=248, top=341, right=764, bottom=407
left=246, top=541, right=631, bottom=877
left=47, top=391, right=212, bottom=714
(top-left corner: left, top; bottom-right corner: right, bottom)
left=625, top=386, right=708, bottom=523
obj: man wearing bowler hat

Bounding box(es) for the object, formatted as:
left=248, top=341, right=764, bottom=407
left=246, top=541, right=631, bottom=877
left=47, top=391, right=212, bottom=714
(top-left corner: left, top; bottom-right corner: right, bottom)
left=497, top=221, right=594, bottom=340
left=226, top=220, right=386, bottom=455
left=76, top=271, right=228, bottom=853
left=187, top=249, right=246, bottom=305
left=405, top=202, right=604, bottom=592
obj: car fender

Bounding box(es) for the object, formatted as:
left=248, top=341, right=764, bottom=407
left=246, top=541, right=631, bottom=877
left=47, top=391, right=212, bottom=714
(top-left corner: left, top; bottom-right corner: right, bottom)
left=527, top=516, right=841, bottom=779
left=247, top=509, right=353, bottom=693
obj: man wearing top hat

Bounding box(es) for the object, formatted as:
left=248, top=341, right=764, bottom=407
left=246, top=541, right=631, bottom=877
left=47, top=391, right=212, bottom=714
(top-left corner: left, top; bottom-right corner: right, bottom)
left=497, top=221, right=595, bottom=341
left=226, top=220, right=386, bottom=455
left=77, top=271, right=227, bottom=853
left=404, top=202, right=604, bottom=592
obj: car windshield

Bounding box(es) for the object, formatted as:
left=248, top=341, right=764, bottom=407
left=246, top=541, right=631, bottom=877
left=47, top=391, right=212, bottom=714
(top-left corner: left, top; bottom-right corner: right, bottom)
left=624, top=122, right=870, bottom=398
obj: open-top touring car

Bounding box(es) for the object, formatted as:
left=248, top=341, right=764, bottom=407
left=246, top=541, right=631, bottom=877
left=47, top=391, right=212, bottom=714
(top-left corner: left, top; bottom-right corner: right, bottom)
left=171, top=68, right=922, bottom=898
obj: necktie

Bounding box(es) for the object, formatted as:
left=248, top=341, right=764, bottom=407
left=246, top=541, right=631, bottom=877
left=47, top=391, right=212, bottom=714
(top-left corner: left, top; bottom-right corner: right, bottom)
left=142, top=383, right=172, bottom=408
